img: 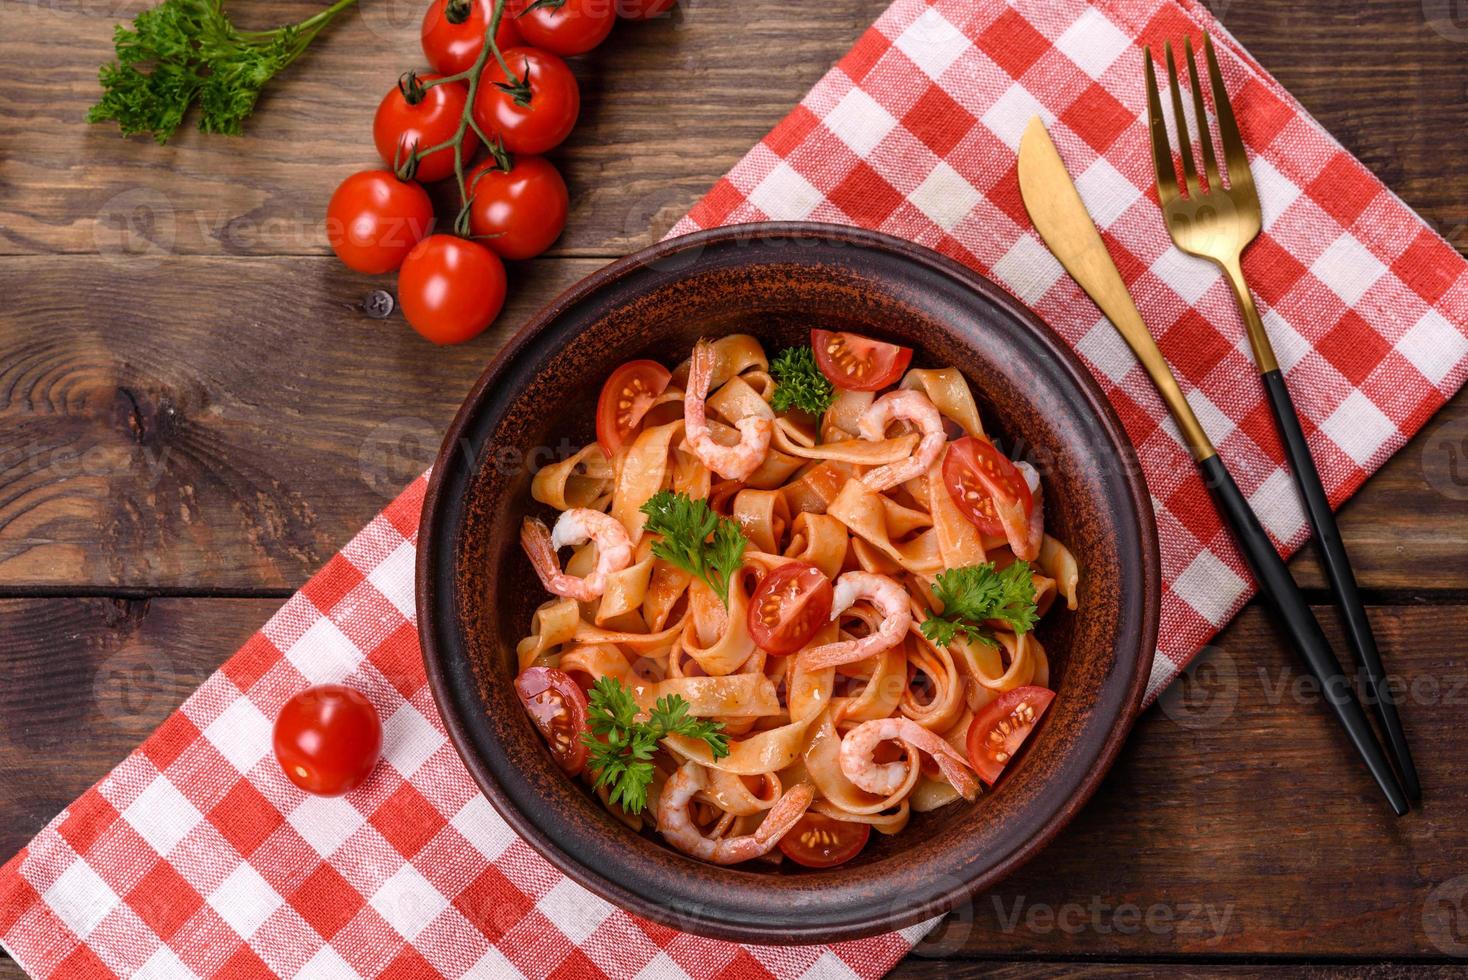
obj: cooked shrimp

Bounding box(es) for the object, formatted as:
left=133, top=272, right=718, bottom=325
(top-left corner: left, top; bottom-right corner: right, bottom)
left=657, top=762, right=814, bottom=864
left=1012, top=461, right=1045, bottom=561
left=800, top=571, right=911, bottom=670
left=684, top=339, right=773, bottom=481
left=840, top=717, right=979, bottom=801
left=520, top=508, right=634, bottom=602
left=857, top=389, right=946, bottom=493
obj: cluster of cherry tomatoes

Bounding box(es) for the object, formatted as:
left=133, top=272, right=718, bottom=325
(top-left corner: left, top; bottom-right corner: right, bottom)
left=325, top=0, right=677, bottom=344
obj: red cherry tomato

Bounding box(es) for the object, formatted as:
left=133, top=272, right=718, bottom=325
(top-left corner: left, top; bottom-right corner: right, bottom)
left=422, top=0, right=521, bottom=75
left=466, top=155, right=569, bottom=260
left=515, top=666, right=589, bottom=774
left=615, top=0, right=675, bottom=17
left=472, top=46, right=580, bottom=155
left=397, top=235, right=507, bottom=345
left=373, top=75, right=479, bottom=183
left=324, top=170, right=435, bottom=274
left=273, top=685, right=382, bottom=797
left=514, top=0, right=615, bottom=55
left=748, top=561, right=834, bottom=655
left=778, top=812, right=871, bottom=868
left=810, top=329, right=913, bottom=391
left=595, top=359, right=672, bottom=454
left=966, top=685, right=1055, bottom=785
left=942, top=436, right=1033, bottom=538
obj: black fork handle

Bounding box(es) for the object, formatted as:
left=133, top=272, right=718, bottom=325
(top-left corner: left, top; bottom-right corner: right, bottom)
left=1260, top=369, right=1421, bottom=798
left=1198, top=453, right=1409, bottom=816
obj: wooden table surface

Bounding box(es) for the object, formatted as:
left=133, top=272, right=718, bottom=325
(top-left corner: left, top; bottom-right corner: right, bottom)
left=2, top=0, right=1467, bottom=975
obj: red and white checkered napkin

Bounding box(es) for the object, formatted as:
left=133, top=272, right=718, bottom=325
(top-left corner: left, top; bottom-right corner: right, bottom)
left=4, top=0, right=1467, bottom=977
left=670, top=0, right=1468, bottom=699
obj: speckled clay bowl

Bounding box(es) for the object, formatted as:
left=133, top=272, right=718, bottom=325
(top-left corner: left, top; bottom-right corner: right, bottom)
left=417, top=223, right=1159, bottom=944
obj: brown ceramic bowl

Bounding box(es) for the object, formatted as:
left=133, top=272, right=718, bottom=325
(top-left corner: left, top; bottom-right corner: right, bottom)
left=417, top=223, right=1159, bottom=944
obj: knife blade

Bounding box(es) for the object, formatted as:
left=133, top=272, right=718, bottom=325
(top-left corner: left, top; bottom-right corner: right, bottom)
left=1017, top=116, right=1213, bottom=461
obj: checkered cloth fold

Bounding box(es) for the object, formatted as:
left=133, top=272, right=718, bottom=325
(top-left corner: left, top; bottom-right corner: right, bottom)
left=4, top=0, right=1466, bottom=976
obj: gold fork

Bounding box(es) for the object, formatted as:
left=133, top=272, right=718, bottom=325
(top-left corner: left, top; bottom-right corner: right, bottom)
left=1144, top=35, right=1420, bottom=799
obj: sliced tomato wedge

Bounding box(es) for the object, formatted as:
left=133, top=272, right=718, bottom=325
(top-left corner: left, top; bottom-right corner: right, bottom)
left=942, top=436, right=1033, bottom=538
left=966, top=685, right=1055, bottom=785
left=778, top=811, right=871, bottom=868
left=810, top=329, right=912, bottom=391
left=515, top=666, right=589, bottom=774
left=747, top=561, right=834, bottom=655
left=595, top=359, right=671, bottom=455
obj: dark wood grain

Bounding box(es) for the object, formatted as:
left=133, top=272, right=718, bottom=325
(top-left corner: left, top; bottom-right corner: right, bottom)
left=1, top=598, right=1464, bottom=958
left=0, top=0, right=1464, bottom=260
left=890, top=966, right=1468, bottom=978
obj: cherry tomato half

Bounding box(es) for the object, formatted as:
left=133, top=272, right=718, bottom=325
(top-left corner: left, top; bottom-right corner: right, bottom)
left=595, top=359, right=672, bottom=455
left=514, top=0, right=616, bottom=55
left=515, top=666, right=589, bottom=774
left=778, top=811, right=871, bottom=868
left=422, top=0, right=522, bottom=75
left=325, top=170, right=435, bottom=274
left=941, top=436, right=1033, bottom=538
left=472, top=46, right=581, bottom=155
left=748, top=561, right=834, bottom=655
left=966, top=685, right=1055, bottom=785
left=616, top=0, right=675, bottom=17
left=810, top=329, right=913, bottom=391
left=373, top=75, right=479, bottom=183
left=273, top=685, right=382, bottom=796
left=397, top=235, right=507, bottom=345
left=466, top=155, right=569, bottom=260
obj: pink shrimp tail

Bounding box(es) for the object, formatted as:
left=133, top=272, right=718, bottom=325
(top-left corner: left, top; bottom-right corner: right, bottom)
left=685, top=340, right=714, bottom=426
left=755, top=784, right=815, bottom=845
left=930, top=743, right=980, bottom=801
left=520, top=518, right=560, bottom=593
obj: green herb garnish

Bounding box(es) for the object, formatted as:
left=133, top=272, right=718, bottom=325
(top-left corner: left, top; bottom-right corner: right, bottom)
left=582, top=677, right=729, bottom=814
left=639, top=490, right=748, bottom=605
left=89, top=0, right=359, bottom=143
left=770, top=346, right=836, bottom=416
left=919, top=561, right=1039, bottom=648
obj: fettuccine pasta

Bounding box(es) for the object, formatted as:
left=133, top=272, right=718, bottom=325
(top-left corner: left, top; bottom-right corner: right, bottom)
left=512, top=332, right=1079, bottom=868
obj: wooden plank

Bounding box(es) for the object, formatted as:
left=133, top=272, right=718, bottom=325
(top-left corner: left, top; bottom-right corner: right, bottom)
left=0, top=598, right=1464, bottom=958
left=890, top=964, right=1465, bottom=978
left=0, top=0, right=1464, bottom=260
left=0, top=0, right=889, bottom=259
left=0, top=255, right=603, bottom=589
left=2, top=252, right=1465, bottom=591
left=0, top=597, right=279, bottom=863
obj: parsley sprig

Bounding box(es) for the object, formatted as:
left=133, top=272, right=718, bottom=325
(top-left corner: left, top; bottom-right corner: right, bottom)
left=769, top=346, right=836, bottom=416
left=89, top=0, right=360, bottom=143
left=919, top=561, right=1039, bottom=648
left=639, top=490, right=748, bottom=605
left=582, top=677, right=728, bottom=814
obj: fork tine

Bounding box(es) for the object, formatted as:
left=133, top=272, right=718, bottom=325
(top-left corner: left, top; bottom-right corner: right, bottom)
left=1202, top=33, right=1252, bottom=191
left=1184, top=37, right=1222, bottom=192
left=1143, top=47, right=1181, bottom=208
left=1163, top=41, right=1201, bottom=197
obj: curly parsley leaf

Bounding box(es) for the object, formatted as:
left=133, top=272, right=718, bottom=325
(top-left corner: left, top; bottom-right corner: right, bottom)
left=582, top=678, right=728, bottom=814
left=769, top=346, right=836, bottom=416
left=639, top=490, right=748, bottom=605
left=89, top=0, right=357, bottom=143
left=919, top=561, right=1039, bottom=648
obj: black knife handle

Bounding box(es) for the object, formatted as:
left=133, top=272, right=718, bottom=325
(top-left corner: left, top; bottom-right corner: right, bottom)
left=1260, top=368, right=1420, bottom=799
left=1197, top=453, right=1409, bottom=816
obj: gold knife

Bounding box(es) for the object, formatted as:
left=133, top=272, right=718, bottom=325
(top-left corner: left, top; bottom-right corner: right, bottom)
left=1015, top=116, right=1409, bottom=816
left=1017, top=117, right=1212, bottom=461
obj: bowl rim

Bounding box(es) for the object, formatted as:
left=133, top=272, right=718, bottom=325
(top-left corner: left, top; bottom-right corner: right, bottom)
left=417, top=221, right=1160, bottom=943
